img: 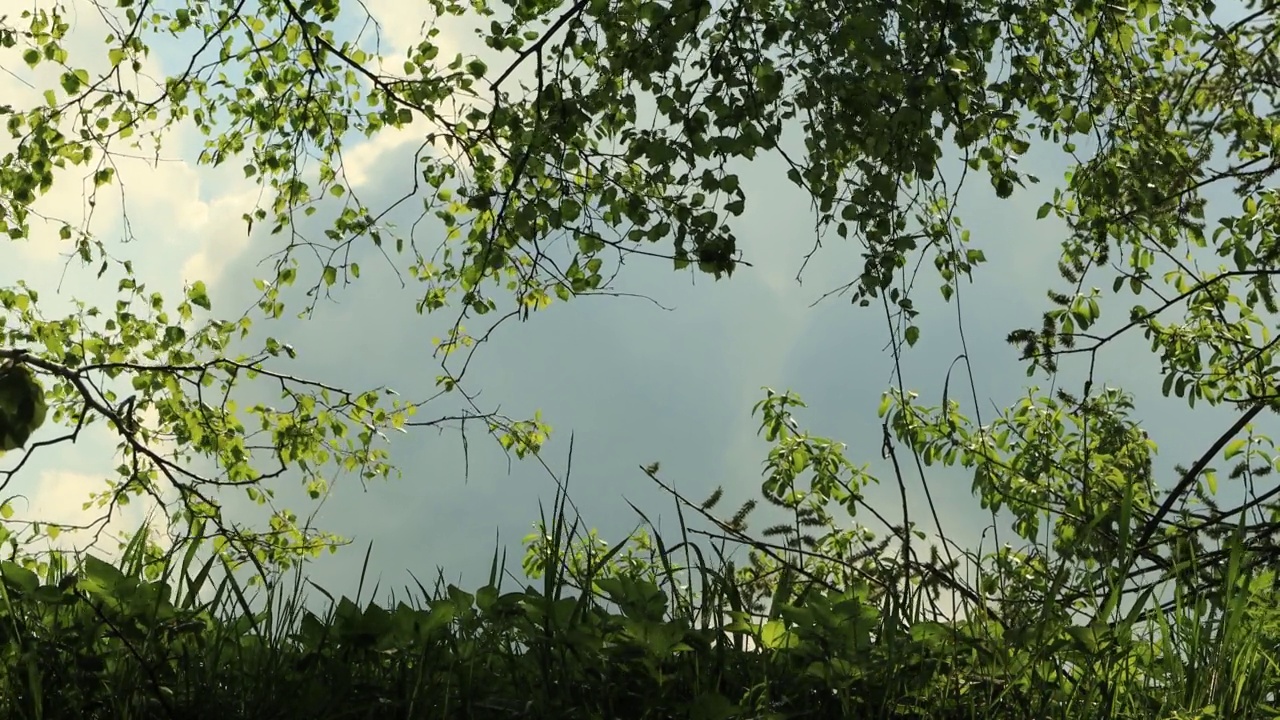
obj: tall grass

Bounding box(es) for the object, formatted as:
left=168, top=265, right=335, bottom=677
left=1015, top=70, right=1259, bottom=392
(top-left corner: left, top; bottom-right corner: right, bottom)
left=0, top=459, right=1277, bottom=720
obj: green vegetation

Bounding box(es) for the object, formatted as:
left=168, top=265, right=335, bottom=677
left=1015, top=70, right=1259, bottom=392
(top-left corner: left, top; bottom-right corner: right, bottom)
left=3, top=0, right=1280, bottom=717
left=0, top=418, right=1278, bottom=719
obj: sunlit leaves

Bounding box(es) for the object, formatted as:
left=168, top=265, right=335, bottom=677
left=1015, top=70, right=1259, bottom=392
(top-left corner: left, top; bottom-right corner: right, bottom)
left=880, top=384, right=1157, bottom=574
left=185, top=281, right=212, bottom=311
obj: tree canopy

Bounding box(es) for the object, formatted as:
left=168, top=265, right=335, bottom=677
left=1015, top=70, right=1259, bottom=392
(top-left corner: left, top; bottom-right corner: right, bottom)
left=1, top=0, right=1279, bottom=633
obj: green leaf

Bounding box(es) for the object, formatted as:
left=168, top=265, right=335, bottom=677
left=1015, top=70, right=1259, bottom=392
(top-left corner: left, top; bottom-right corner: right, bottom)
left=187, top=281, right=212, bottom=310
left=0, top=365, right=47, bottom=451
left=60, top=72, right=82, bottom=95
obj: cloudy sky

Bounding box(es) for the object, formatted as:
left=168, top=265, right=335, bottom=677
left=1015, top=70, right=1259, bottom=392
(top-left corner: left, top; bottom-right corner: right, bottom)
left=0, top=0, right=1262, bottom=616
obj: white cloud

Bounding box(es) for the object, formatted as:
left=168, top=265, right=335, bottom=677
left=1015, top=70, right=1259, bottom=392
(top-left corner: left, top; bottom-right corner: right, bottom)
left=337, top=0, right=479, bottom=190
left=20, top=468, right=168, bottom=563
left=361, top=0, right=475, bottom=58
left=340, top=116, right=439, bottom=190
left=0, top=0, right=224, bottom=284
left=173, top=182, right=264, bottom=291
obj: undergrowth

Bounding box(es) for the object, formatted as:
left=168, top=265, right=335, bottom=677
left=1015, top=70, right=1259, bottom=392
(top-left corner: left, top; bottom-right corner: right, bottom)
left=0, top=479, right=1277, bottom=720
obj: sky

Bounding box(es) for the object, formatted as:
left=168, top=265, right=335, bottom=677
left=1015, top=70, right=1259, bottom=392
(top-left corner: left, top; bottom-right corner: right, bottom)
left=0, top=0, right=1265, bottom=620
